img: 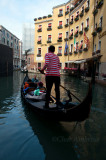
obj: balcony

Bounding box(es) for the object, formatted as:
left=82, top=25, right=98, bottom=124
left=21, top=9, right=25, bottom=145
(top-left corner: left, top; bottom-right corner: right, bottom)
left=64, top=53, right=68, bottom=56
left=64, top=38, right=68, bottom=41
left=70, top=7, right=74, bottom=12
left=69, top=35, right=73, bottom=40
left=69, top=52, right=72, bottom=55
left=80, top=11, right=84, bottom=17
left=37, top=41, right=42, bottom=44
left=93, top=8, right=98, bottom=16
left=38, top=17, right=42, bottom=20
left=92, top=31, right=97, bottom=36
left=69, top=20, right=73, bottom=25
left=83, top=47, right=88, bottom=51
left=57, top=39, right=62, bottom=42
left=58, top=26, right=63, bottom=29
left=37, top=29, right=42, bottom=32
left=47, top=40, right=52, bottom=43
left=65, top=24, right=69, bottom=28
left=58, top=13, right=63, bottom=17
left=74, top=16, right=79, bottom=22
left=57, top=53, right=62, bottom=56
left=84, top=27, right=89, bottom=32
left=74, top=32, right=78, bottom=38
left=79, top=30, right=83, bottom=35
left=65, top=11, right=69, bottom=15
left=47, top=28, right=52, bottom=31
left=37, top=54, right=41, bottom=57
left=96, top=50, right=101, bottom=54
left=97, top=0, right=103, bottom=9
left=85, top=7, right=89, bottom=13
left=96, top=26, right=102, bottom=32
left=74, top=51, right=78, bottom=54
left=79, top=49, right=83, bottom=53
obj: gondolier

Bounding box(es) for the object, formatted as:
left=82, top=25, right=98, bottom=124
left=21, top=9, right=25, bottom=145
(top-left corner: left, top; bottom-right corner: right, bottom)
left=40, top=45, right=61, bottom=108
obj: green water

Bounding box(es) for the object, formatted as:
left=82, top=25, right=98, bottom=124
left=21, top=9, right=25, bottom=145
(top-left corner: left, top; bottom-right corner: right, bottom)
left=0, top=71, right=106, bottom=160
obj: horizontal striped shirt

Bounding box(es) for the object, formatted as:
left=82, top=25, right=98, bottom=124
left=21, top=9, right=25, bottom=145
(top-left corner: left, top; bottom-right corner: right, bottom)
left=42, top=52, right=60, bottom=76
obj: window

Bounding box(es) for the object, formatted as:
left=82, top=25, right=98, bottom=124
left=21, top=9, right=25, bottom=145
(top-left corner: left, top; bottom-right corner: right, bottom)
left=66, top=5, right=69, bottom=11
left=94, top=44, right=96, bottom=52
left=76, top=42, right=79, bottom=52
left=71, top=15, right=74, bottom=21
left=100, top=16, right=103, bottom=27
left=66, top=19, right=69, bottom=24
left=98, top=41, right=101, bottom=50
left=87, top=0, right=90, bottom=7
left=7, top=40, right=9, bottom=46
left=95, top=23, right=97, bottom=30
left=75, top=26, right=79, bottom=34
left=38, top=25, right=42, bottom=31
left=66, top=32, right=69, bottom=38
left=82, top=6, right=84, bottom=12
left=86, top=18, right=89, bottom=27
left=58, top=46, right=62, bottom=53
left=59, top=9, right=63, bottom=14
left=38, top=48, right=41, bottom=55
left=76, top=11, right=79, bottom=16
left=48, top=35, right=51, bottom=41
left=81, top=22, right=84, bottom=30
left=60, top=63, right=62, bottom=69
left=70, top=29, right=73, bottom=36
left=38, top=36, right=41, bottom=41
left=59, top=21, right=62, bottom=26
left=80, top=40, right=83, bottom=49
left=70, top=44, right=73, bottom=53
left=58, top=33, right=62, bottom=39
left=48, top=23, right=52, bottom=29
left=7, top=33, right=9, bottom=38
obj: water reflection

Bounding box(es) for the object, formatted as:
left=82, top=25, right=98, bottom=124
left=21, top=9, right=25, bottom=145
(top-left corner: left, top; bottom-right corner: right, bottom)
left=0, top=71, right=106, bottom=160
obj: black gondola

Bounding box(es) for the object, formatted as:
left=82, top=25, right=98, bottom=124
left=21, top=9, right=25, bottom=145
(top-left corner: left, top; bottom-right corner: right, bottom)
left=21, top=75, right=92, bottom=122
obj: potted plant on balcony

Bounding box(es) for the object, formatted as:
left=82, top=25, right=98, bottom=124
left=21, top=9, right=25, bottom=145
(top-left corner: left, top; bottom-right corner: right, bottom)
left=48, top=14, right=52, bottom=18
left=70, top=7, right=74, bottom=12
left=34, top=18, right=37, bottom=21
left=58, top=13, right=63, bottom=17
left=74, top=16, right=79, bottom=22
left=37, top=41, right=41, bottom=44
left=69, top=35, right=73, bottom=40
left=97, top=0, right=103, bottom=9
left=47, top=40, right=51, bottom=43
left=58, top=25, right=63, bottom=29
left=79, top=30, right=83, bottom=35
left=47, top=28, right=52, bottom=31
left=64, top=38, right=68, bottom=41
left=96, top=50, right=101, bottom=54
left=65, top=24, right=69, bottom=27
left=37, top=29, right=42, bottom=32
left=37, top=54, right=41, bottom=57
left=69, top=52, right=72, bottom=55
left=79, top=49, right=83, bottom=53
left=38, top=17, right=42, bottom=20
left=74, top=32, right=78, bottom=37
left=43, top=16, right=47, bottom=19
left=85, top=7, right=89, bottom=12
left=97, top=26, right=102, bottom=32
left=80, top=11, right=84, bottom=17
left=64, top=53, right=68, bottom=56
left=69, top=20, right=73, bottom=25
left=84, top=27, right=89, bottom=32
left=93, top=8, right=98, bottom=15
left=57, top=39, right=62, bottom=42
left=65, top=11, right=69, bottom=15
left=92, top=31, right=97, bottom=36
left=83, top=47, right=88, bottom=51
left=57, top=53, right=62, bottom=56
left=74, top=51, right=78, bottom=54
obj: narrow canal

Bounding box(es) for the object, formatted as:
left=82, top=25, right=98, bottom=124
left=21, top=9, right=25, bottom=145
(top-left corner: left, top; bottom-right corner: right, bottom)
left=0, top=71, right=106, bottom=160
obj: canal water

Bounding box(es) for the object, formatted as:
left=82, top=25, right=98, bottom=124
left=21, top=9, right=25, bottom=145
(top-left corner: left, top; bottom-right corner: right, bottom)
left=0, top=71, right=106, bottom=160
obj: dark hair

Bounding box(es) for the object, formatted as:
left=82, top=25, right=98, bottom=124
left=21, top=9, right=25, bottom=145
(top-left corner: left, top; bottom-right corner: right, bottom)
left=49, top=45, right=55, bottom=53
left=38, top=82, right=43, bottom=87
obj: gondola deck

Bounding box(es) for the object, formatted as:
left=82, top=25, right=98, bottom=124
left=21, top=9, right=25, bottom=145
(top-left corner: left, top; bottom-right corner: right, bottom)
left=21, top=75, right=92, bottom=122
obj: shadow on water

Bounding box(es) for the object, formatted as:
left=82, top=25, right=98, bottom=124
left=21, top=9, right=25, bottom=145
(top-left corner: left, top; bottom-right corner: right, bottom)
left=23, top=105, right=78, bottom=160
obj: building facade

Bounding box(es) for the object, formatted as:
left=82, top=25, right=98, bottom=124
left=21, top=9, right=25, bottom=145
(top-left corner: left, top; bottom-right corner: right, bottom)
left=34, top=0, right=106, bottom=79
left=0, top=25, right=20, bottom=70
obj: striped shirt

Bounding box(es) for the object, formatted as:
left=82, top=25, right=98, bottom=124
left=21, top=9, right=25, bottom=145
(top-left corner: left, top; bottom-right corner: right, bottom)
left=42, top=52, right=60, bottom=76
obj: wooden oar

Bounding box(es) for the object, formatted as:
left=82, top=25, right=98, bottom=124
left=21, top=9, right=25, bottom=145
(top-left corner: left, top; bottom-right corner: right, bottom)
left=60, top=84, right=81, bottom=102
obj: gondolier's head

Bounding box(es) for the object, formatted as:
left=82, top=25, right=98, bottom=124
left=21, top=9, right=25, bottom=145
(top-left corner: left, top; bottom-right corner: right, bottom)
left=49, top=45, right=55, bottom=53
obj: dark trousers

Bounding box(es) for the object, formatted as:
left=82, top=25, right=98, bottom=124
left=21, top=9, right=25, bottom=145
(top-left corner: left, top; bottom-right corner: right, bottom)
left=45, top=76, right=60, bottom=105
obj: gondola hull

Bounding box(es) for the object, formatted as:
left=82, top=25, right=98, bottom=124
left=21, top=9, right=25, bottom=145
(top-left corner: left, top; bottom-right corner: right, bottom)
left=21, top=76, right=92, bottom=122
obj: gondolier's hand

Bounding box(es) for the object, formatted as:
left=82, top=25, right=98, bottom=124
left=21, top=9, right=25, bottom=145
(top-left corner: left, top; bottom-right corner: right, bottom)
left=38, top=69, right=45, bottom=74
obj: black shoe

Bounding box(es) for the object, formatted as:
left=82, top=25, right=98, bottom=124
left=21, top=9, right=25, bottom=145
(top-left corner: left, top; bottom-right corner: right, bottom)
left=56, top=102, right=64, bottom=109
